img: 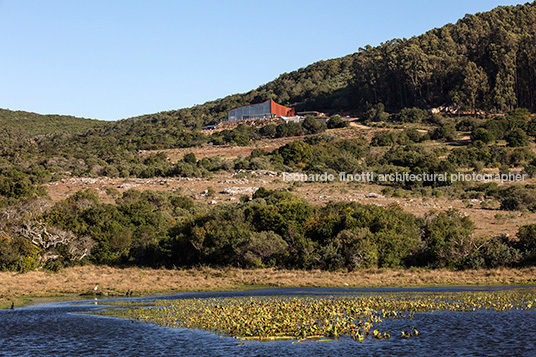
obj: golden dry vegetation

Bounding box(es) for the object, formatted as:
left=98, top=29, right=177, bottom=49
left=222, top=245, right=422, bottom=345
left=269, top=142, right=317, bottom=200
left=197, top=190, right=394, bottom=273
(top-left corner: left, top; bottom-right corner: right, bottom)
left=2, top=265, right=536, bottom=307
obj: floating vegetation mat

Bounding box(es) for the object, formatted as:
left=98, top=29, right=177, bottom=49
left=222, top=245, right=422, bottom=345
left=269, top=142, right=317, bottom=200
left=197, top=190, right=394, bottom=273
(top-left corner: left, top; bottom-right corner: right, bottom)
left=89, top=289, right=536, bottom=342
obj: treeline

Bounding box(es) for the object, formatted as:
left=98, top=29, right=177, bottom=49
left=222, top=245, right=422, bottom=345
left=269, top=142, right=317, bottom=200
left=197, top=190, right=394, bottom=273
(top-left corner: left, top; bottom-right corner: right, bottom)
left=127, top=2, right=536, bottom=130
left=353, top=2, right=536, bottom=113
left=0, top=108, right=104, bottom=137
left=85, top=1, right=536, bottom=132
left=1, top=188, right=536, bottom=272
left=3, top=3, right=536, bottom=151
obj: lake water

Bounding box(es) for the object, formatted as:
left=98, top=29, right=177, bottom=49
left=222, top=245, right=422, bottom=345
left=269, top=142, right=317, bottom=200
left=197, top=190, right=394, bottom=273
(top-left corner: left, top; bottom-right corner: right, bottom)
left=1, top=287, right=535, bottom=356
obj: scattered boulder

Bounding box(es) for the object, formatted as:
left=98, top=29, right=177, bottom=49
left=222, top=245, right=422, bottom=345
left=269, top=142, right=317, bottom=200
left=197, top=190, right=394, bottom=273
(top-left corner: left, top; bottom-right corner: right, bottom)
left=221, top=186, right=259, bottom=196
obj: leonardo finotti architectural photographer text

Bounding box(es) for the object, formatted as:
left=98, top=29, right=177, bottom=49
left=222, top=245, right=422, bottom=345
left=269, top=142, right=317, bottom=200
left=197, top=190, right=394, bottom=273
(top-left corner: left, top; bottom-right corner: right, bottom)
left=282, top=171, right=526, bottom=184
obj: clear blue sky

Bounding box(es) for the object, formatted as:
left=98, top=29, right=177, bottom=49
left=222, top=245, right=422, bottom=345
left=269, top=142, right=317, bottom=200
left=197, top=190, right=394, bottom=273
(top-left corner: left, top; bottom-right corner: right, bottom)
left=0, top=0, right=526, bottom=121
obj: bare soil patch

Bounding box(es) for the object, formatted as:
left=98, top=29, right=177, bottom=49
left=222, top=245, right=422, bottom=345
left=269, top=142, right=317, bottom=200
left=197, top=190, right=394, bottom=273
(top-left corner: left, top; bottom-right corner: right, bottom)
left=139, top=136, right=307, bottom=162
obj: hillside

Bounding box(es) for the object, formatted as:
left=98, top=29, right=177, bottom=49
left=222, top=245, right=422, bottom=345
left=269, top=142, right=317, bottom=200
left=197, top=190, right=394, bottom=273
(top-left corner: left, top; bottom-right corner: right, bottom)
left=13, top=1, right=533, bottom=153
left=116, top=1, right=536, bottom=133
left=2, top=2, right=536, bottom=276
left=2, top=3, right=535, bottom=145
left=0, top=109, right=105, bottom=137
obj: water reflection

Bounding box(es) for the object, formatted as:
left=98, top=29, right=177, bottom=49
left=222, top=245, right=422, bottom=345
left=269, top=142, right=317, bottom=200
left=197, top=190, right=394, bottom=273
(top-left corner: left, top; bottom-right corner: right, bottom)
left=1, top=286, right=535, bottom=356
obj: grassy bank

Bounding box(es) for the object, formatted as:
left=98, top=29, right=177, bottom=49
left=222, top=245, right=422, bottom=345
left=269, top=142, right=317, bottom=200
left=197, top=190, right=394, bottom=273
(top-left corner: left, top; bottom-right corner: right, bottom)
left=1, top=265, right=536, bottom=308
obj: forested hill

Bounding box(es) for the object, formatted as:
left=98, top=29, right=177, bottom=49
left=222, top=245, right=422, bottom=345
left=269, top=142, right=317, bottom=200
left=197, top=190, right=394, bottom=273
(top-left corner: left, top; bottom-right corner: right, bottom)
left=352, top=2, right=536, bottom=113
left=0, top=109, right=105, bottom=137
left=2, top=2, right=535, bottom=139
left=122, top=1, right=536, bottom=132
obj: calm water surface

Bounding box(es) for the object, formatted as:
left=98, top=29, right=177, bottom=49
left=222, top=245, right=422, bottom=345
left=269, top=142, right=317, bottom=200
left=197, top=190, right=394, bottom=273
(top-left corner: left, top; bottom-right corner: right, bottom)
left=1, top=287, right=535, bottom=356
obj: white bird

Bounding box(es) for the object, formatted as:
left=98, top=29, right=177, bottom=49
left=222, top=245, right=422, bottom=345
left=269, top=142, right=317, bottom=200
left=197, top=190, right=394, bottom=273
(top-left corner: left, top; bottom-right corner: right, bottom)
left=94, top=284, right=99, bottom=291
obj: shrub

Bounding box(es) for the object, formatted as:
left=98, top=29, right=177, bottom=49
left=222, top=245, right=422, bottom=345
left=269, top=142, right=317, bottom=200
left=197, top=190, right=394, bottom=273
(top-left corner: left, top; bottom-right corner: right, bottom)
left=499, top=186, right=536, bottom=211
left=239, top=231, right=288, bottom=267
left=479, top=235, right=521, bottom=268
left=422, top=209, right=475, bottom=268
left=363, top=103, right=389, bottom=122
left=456, top=117, right=479, bottom=131
left=259, top=124, right=277, bottom=138
left=301, top=116, right=327, bottom=135
left=183, top=152, right=197, bottom=164
left=471, top=128, right=494, bottom=143
left=396, top=107, right=428, bottom=123
left=505, top=128, right=530, bottom=147
left=277, top=141, right=313, bottom=165
left=431, top=122, right=457, bottom=141
left=327, top=116, right=349, bottom=129
left=517, top=224, right=536, bottom=252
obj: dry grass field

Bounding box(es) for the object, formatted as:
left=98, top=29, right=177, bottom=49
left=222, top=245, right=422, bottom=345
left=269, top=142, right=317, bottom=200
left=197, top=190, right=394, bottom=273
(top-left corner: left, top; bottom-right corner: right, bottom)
left=2, top=265, right=536, bottom=308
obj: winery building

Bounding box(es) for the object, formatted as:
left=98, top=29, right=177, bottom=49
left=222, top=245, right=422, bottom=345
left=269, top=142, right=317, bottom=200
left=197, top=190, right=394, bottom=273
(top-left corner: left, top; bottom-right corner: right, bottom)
left=227, top=99, right=295, bottom=121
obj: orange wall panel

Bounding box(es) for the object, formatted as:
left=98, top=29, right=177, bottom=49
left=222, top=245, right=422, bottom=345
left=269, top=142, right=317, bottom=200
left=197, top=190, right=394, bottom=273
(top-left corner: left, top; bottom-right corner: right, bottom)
left=269, top=99, right=295, bottom=117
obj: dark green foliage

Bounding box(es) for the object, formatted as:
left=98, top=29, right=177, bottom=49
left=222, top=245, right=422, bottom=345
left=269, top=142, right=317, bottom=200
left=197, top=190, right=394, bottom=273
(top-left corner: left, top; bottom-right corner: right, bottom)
left=527, top=118, right=536, bottom=136
left=422, top=210, right=475, bottom=268
left=198, top=156, right=230, bottom=172
left=471, top=127, right=495, bottom=143
left=375, top=145, right=455, bottom=188
left=353, top=3, right=536, bottom=112
left=371, top=129, right=426, bottom=146
left=505, top=128, right=530, bottom=147
left=183, top=152, right=197, bottom=164
left=169, top=162, right=206, bottom=178
left=2, top=187, right=535, bottom=271
left=277, top=141, right=313, bottom=165
left=456, top=117, right=479, bottom=132
left=0, top=170, right=38, bottom=201
left=259, top=124, right=277, bottom=138
left=499, top=186, right=536, bottom=211
left=0, top=235, right=39, bottom=272
left=478, top=235, right=521, bottom=268
left=308, top=202, right=420, bottom=269
left=301, top=117, right=327, bottom=135
left=239, top=231, right=288, bottom=267
left=162, top=190, right=424, bottom=269
left=395, top=107, right=429, bottom=123
left=327, top=116, right=349, bottom=129
left=276, top=122, right=304, bottom=137
left=371, top=132, right=409, bottom=147
left=517, top=224, right=536, bottom=264
left=0, top=109, right=104, bottom=136
left=362, top=103, right=389, bottom=122
left=517, top=224, right=536, bottom=252
left=431, top=122, right=457, bottom=141
left=448, top=140, right=535, bottom=168
left=42, top=190, right=194, bottom=265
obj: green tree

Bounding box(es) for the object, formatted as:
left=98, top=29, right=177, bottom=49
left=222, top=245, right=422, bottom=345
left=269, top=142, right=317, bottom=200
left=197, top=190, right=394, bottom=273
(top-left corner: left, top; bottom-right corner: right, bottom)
left=471, top=128, right=495, bottom=143
left=327, top=116, right=349, bottom=129
left=301, top=116, right=327, bottom=135
left=397, top=107, right=428, bottom=123
left=422, top=209, right=475, bottom=268
left=461, top=61, right=489, bottom=114
left=277, top=141, right=313, bottom=165
left=505, top=128, right=530, bottom=147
